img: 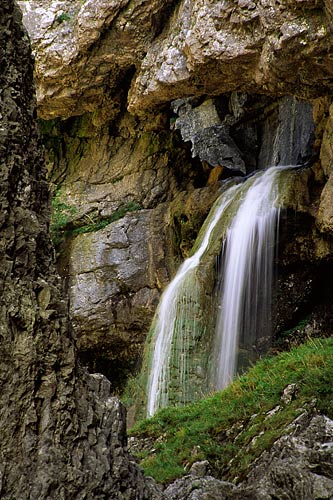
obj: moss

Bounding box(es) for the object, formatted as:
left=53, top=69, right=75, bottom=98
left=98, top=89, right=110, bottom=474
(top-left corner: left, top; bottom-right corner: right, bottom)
left=50, top=190, right=77, bottom=246
left=38, top=118, right=61, bottom=136
left=129, top=337, right=333, bottom=484
left=50, top=192, right=142, bottom=247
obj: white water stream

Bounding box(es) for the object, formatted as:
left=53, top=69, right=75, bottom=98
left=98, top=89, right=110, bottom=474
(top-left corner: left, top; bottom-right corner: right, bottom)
left=212, top=166, right=284, bottom=389
left=146, top=182, right=241, bottom=417
left=147, top=166, right=290, bottom=417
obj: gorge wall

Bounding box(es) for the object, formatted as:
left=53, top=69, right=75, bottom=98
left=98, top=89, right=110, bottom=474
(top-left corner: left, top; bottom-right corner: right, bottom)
left=18, top=0, right=333, bottom=395
left=0, top=2, right=161, bottom=498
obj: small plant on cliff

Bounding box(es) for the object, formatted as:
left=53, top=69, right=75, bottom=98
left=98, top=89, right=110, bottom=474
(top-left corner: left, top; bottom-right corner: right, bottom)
left=55, top=12, right=71, bottom=24
left=70, top=201, right=143, bottom=236
left=50, top=190, right=77, bottom=246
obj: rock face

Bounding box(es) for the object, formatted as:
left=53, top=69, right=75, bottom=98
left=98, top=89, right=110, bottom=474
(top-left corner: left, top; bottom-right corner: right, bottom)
left=0, top=2, right=160, bottom=498
left=68, top=209, right=165, bottom=386
left=42, top=106, right=219, bottom=389
left=162, top=412, right=333, bottom=500
left=18, top=0, right=176, bottom=120
left=19, top=0, right=333, bottom=120
left=128, top=0, right=333, bottom=113
left=17, top=0, right=333, bottom=391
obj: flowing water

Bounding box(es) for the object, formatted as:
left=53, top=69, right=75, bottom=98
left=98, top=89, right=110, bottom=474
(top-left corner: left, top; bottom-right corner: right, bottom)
left=146, top=166, right=291, bottom=417
left=146, top=181, right=241, bottom=417
left=212, top=166, right=284, bottom=390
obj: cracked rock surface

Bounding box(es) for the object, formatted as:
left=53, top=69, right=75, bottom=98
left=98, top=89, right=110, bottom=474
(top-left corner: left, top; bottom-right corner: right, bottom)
left=0, top=2, right=161, bottom=498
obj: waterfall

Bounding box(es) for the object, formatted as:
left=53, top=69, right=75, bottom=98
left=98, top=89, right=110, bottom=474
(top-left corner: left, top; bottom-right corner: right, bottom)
left=146, top=180, right=241, bottom=417
left=212, top=166, right=284, bottom=390
left=146, top=165, right=291, bottom=417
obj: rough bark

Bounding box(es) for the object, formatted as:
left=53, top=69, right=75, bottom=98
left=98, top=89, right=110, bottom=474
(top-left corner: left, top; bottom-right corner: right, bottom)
left=0, top=2, right=160, bottom=499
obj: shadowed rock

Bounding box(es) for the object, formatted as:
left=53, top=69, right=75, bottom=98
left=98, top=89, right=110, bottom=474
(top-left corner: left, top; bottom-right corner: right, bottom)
left=0, top=2, right=161, bottom=498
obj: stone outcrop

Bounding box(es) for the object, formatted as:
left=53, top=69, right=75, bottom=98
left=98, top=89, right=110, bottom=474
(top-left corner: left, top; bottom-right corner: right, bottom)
left=0, top=2, right=160, bottom=498
left=18, top=0, right=176, bottom=120
left=19, top=0, right=333, bottom=120
left=128, top=0, right=333, bottom=113
left=171, top=98, right=246, bottom=173
left=234, top=412, right=333, bottom=499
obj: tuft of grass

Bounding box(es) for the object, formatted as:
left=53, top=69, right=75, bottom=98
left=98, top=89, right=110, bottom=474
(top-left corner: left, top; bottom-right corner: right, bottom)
left=50, top=196, right=142, bottom=246
left=129, top=337, right=333, bottom=484
left=70, top=202, right=142, bottom=236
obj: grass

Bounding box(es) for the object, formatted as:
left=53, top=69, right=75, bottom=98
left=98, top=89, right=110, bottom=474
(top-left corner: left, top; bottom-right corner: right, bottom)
left=50, top=194, right=142, bottom=246
left=70, top=202, right=142, bottom=236
left=129, top=337, right=333, bottom=484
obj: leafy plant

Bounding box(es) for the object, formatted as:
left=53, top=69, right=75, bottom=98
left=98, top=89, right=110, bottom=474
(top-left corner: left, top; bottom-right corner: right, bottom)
left=55, top=12, right=71, bottom=24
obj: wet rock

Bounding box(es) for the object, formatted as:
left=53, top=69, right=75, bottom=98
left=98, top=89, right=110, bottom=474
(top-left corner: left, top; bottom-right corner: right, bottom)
left=258, top=96, right=315, bottom=169
left=317, top=104, right=333, bottom=233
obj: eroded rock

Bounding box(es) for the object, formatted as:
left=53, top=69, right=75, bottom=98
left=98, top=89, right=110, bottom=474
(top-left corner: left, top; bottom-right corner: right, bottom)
left=0, top=2, right=160, bottom=498
left=171, top=97, right=246, bottom=173
left=164, top=475, right=235, bottom=500
left=236, top=413, right=333, bottom=500
left=128, top=0, right=333, bottom=114
left=18, top=0, right=176, bottom=119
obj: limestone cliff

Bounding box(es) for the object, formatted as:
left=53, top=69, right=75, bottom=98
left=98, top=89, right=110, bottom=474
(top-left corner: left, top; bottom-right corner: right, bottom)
left=0, top=2, right=160, bottom=498
left=19, top=0, right=333, bottom=119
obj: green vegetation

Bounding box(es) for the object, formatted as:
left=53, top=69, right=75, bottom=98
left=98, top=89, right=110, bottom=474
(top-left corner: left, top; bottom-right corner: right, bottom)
left=130, top=337, right=333, bottom=484
left=50, top=191, right=77, bottom=246
left=70, top=201, right=142, bottom=235
left=50, top=191, right=142, bottom=246
left=55, top=12, right=71, bottom=24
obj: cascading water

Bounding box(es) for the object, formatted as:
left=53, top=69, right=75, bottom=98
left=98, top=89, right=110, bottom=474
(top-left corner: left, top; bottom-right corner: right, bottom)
left=146, top=165, right=293, bottom=417
left=146, top=181, right=241, bottom=417
left=212, top=166, right=285, bottom=390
